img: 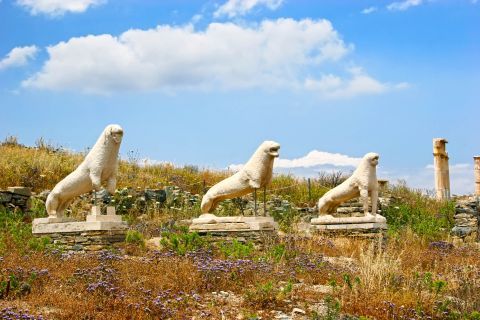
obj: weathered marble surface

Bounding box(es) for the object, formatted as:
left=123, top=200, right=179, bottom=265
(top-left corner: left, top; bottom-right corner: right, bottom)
left=32, top=220, right=128, bottom=234
left=433, top=138, right=450, bottom=200
left=201, top=141, right=280, bottom=213
left=33, top=205, right=127, bottom=234
left=311, top=213, right=386, bottom=226
left=317, top=152, right=379, bottom=216
left=189, top=213, right=277, bottom=232
left=46, top=124, right=123, bottom=218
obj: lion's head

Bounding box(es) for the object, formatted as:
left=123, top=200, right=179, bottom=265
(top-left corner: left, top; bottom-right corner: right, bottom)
left=364, top=152, right=379, bottom=167
left=261, top=140, right=280, bottom=158
left=105, top=124, right=123, bottom=144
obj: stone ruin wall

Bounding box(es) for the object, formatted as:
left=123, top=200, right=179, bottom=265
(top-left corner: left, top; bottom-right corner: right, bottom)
left=451, top=198, right=479, bottom=243
left=0, top=187, right=31, bottom=212
left=3, top=184, right=480, bottom=243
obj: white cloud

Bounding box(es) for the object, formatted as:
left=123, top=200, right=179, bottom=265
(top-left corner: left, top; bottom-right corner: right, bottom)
left=16, top=0, right=105, bottom=16
left=394, top=82, right=410, bottom=89
left=383, top=163, right=474, bottom=195
left=228, top=150, right=362, bottom=172
left=304, top=67, right=406, bottom=99
left=23, top=18, right=354, bottom=94
left=275, top=150, right=362, bottom=169
left=361, top=6, right=377, bottom=14
left=214, top=0, right=283, bottom=18
left=0, top=45, right=38, bottom=70
left=137, top=157, right=174, bottom=167
left=387, top=0, right=422, bottom=11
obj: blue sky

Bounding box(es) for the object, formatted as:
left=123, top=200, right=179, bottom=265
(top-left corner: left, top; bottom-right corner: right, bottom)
left=0, top=0, right=479, bottom=194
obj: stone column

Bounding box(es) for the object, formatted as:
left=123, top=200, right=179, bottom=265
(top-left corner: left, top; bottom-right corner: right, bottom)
left=433, top=138, right=450, bottom=200
left=377, top=179, right=389, bottom=196
left=474, top=156, right=480, bottom=196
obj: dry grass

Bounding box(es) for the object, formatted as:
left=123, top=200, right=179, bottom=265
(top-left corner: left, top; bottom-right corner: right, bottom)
left=0, top=141, right=328, bottom=206
left=2, top=232, right=480, bottom=319
left=1, top=138, right=477, bottom=319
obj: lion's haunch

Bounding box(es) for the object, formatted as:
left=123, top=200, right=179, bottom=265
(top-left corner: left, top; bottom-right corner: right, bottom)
left=45, top=124, right=123, bottom=218
left=317, top=152, right=379, bottom=216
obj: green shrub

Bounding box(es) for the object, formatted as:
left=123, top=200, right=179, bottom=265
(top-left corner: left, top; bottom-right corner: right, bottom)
left=0, top=270, right=39, bottom=299
left=160, top=230, right=206, bottom=255
left=244, top=280, right=294, bottom=308
left=125, top=230, right=145, bottom=247
left=0, top=208, right=35, bottom=254
left=262, top=243, right=297, bottom=263
left=382, top=187, right=455, bottom=240
left=270, top=206, right=298, bottom=232
left=218, top=239, right=254, bottom=259
left=27, top=236, right=52, bottom=251
left=244, top=281, right=276, bottom=308
left=323, top=295, right=341, bottom=320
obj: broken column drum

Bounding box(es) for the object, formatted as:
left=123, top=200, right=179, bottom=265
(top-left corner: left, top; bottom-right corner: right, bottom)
left=474, top=156, right=480, bottom=197
left=433, top=138, right=450, bottom=200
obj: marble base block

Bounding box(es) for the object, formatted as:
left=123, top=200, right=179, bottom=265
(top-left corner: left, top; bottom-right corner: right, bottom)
left=32, top=220, right=128, bottom=234
left=31, top=206, right=128, bottom=251
left=188, top=214, right=277, bottom=245
left=189, top=214, right=277, bottom=232
left=310, top=214, right=387, bottom=233
left=33, top=206, right=126, bottom=234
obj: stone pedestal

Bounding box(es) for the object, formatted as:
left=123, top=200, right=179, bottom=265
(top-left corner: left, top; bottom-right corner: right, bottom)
left=311, top=214, right=387, bottom=229
left=189, top=214, right=278, bottom=243
left=32, top=206, right=128, bottom=251
left=310, top=196, right=387, bottom=239
left=310, top=214, right=387, bottom=240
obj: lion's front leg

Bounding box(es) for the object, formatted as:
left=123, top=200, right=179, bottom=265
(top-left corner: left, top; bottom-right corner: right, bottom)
left=360, top=187, right=369, bottom=215
left=90, top=169, right=102, bottom=191
left=106, top=176, right=116, bottom=195
left=370, top=189, right=378, bottom=216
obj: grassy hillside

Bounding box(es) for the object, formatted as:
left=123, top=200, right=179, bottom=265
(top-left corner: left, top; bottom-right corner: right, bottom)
left=0, top=137, right=472, bottom=320
left=0, top=138, right=330, bottom=207
left=0, top=137, right=455, bottom=239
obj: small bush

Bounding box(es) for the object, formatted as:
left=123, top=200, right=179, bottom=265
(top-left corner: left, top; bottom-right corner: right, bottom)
left=160, top=230, right=206, bottom=255
left=244, top=281, right=277, bottom=308
left=323, top=295, right=341, bottom=320
left=0, top=207, right=36, bottom=254
left=125, top=230, right=145, bottom=247
left=383, top=183, right=455, bottom=240
left=28, top=236, right=52, bottom=251
left=0, top=269, right=45, bottom=299
left=218, top=239, right=254, bottom=259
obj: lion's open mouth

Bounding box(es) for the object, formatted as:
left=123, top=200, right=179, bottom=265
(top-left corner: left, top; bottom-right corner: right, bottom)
left=269, top=147, right=280, bottom=157
left=112, top=133, right=123, bottom=143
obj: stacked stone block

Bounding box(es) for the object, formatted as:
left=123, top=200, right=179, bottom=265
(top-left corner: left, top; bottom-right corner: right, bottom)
left=0, top=187, right=31, bottom=211
left=451, top=198, right=479, bottom=242
left=45, top=230, right=127, bottom=251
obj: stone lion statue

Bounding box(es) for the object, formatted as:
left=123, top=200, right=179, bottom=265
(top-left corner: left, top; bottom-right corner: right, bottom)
left=45, top=124, right=123, bottom=218
left=200, top=140, right=280, bottom=213
left=317, top=152, right=379, bottom=216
